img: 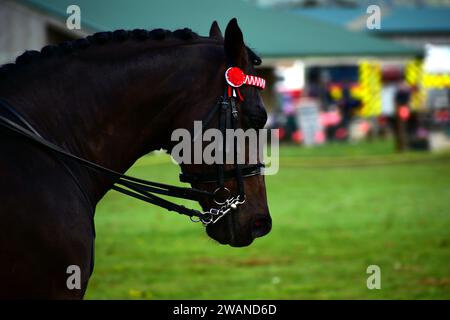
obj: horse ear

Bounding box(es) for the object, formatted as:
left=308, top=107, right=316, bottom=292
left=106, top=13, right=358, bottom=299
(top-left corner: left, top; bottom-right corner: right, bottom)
left=209, top=21, right=223, bottom=40
left=224, top=18, right=246, bottom=67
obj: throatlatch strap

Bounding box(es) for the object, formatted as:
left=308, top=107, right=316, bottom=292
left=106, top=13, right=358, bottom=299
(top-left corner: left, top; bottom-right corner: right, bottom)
left=217, top=98, right=228, bottom=188
left=230, top=98, right=245, bottom=196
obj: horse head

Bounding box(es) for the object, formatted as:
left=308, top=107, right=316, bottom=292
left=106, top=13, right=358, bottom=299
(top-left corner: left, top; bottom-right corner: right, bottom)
left=173, top=19, right=272, bottom=247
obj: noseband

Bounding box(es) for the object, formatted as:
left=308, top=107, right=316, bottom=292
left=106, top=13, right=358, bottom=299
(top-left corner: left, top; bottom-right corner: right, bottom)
left=0, top=67, right=266, bottom=226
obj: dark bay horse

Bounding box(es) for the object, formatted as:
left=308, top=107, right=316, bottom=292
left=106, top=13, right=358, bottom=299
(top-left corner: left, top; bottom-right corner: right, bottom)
left=0, top=19, right=271, bottom=299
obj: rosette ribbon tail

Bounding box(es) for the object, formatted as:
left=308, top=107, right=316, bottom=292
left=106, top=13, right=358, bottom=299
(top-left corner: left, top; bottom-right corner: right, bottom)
left=227, top=86, right=245, bottom=101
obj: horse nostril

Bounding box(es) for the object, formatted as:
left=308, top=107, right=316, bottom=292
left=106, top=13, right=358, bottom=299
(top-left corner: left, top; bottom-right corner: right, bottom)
left=251, top=216, right=272, bottom=239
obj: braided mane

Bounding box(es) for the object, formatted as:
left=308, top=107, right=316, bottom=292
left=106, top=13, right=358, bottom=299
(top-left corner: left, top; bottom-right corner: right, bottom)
left=0, top=28, right=203, bottom=78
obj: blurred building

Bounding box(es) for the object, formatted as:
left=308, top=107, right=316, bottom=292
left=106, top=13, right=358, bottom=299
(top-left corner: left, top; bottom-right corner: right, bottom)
left=0, top=0, right=84, bottom=64
left=271, top=1, right=450, bottom=147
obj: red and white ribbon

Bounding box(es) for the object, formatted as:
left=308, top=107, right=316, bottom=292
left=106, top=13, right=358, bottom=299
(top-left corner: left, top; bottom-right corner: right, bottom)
left=244, top=74, right=266, bottom=89
left=225, top=67, right=266, bottom=101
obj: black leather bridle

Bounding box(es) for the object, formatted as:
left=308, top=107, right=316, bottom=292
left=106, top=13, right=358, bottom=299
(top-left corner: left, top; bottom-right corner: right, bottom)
left=0, top=89, right=263, bottom=225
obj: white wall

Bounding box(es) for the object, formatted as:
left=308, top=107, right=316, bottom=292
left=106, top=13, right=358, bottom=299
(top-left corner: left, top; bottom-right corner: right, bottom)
left=0, top=0, right=85, bottom=65
left=0, top=1, right=49, bottom=64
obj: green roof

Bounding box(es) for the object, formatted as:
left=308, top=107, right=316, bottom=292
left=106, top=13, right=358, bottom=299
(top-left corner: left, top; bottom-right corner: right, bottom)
left=20, top=0, right=422, bottom=58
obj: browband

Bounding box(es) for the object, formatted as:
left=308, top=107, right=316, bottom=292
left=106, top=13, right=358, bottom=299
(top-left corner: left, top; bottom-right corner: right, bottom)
left=225, top=67, right=266, bottom=101
left=225, top=67, right=266, bottom=89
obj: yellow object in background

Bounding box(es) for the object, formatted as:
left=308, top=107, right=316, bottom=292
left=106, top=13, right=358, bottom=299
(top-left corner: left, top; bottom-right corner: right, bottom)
left=422, top=73, right=450, bottom=89
left=329, top=84, right=343, bottom=100
left=406, top=60, right=425, bottom=110
left=358, top=60, right=382, bottom=117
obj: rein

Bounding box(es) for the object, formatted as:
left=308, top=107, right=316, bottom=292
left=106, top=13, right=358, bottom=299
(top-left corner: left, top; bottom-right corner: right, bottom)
left=0, top=67, right=266, bottom=226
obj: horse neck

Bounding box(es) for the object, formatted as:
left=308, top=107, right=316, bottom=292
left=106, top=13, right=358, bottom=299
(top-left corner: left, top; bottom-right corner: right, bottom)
left=2, top=40, right=224, bottom=203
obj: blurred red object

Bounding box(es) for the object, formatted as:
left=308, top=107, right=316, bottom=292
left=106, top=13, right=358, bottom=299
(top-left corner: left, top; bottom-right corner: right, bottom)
left=335, top=127, right=348, bottom=140
left=314, top=131, right=325, bottom=144
left=435, top=109, right=450, bottom=122
left=398, top=105, right=410, bottom=120
left=292, top=130, right=303, bottom=144
left=360, top=120, right=371, bottom=134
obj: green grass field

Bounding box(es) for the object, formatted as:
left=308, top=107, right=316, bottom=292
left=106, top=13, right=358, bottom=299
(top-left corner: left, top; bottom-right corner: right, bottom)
left=85, top=139, right=450, bottom=299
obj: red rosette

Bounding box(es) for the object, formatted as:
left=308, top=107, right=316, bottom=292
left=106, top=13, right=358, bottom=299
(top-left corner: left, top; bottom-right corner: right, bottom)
left=225, top=67, right=246, bottom=88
